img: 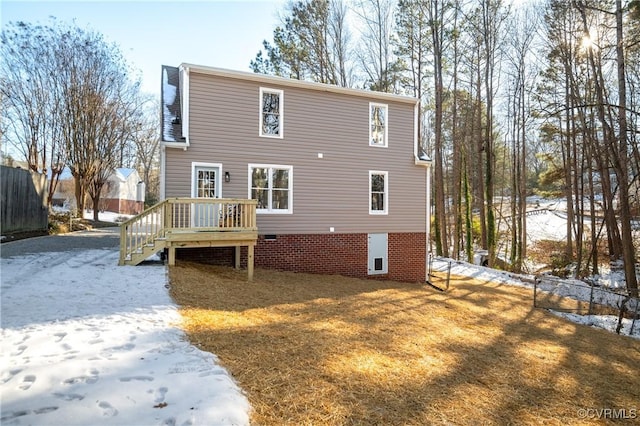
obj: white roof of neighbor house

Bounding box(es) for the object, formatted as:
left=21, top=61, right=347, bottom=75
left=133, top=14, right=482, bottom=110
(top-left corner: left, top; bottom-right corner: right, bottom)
left=114, top=168, right=137, bottom=181
left=180, top=63, right=419, bottom=105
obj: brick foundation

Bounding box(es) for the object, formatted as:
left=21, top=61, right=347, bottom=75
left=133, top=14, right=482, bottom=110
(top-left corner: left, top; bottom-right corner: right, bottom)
left=388, top=232, right=427, bottom=282
left=102, top=198, right=144, bottom=215
left=176, top=232, right=426, bottom=283
left=255, top=233, right=369, bottom=278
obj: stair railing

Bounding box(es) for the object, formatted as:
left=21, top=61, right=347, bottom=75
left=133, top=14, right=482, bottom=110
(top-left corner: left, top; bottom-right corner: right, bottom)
left=119, top=200, right=168, bottom=265
left=119, top=198, right=258, bottom=265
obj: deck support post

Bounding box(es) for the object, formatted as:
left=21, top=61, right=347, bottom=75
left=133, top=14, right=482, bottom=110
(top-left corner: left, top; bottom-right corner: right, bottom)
left=247, top=244, right=254, bottom=281
left=168, top=246, right=176, bottom=266
left=235, top=246, right=241, bottom=270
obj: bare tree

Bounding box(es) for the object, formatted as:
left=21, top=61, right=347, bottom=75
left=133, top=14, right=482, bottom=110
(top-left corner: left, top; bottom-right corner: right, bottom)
left=574, top=0, right=638, bottom=295
left=392, top=0, right=431, bottom=154
left=133, top=96, right=161, bottom=205
left=51, top=25, right=142, bottom=220
left=0, top=21, right=66, bottom=206
left=2, top=20, right=144, bottom=220
left=504, top=4, right=540, bottom=272
left=354, top=0, right=397, bottom=92
left=251, top=0, right=354, bottom=87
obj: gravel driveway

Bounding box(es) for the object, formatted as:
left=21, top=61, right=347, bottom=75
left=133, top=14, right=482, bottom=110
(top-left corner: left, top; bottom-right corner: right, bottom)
left=0, top=228, right=120, bottom=258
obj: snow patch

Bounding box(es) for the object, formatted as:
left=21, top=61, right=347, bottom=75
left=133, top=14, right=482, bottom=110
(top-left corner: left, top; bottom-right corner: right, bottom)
left=1, top=234, right=250, bottom=425
left=162, top=68, right=177, bottom=142
left=431, top=257, right=639, bottom=339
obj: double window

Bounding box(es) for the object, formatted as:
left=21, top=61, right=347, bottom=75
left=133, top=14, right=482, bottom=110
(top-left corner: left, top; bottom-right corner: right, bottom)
left=260, top=87, right=283, bottom=138
left=249, top=164, right=292, bottom=213
left=369, top=171, right=388, bottom=215
left=369, top=102, right=388, bottom=147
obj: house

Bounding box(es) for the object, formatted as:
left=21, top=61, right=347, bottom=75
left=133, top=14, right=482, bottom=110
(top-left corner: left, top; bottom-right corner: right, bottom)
left=157, top=63, right=432, bottom=282
left=101, top=168, right=145, bottom=215
left=49, top=167, right=74, bottom=208
left=51, top=167, right=144, bottom=215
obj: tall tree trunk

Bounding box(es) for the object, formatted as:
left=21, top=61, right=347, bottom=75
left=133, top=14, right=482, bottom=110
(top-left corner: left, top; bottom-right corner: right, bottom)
left=561, top=53, right=575, bottom=263
left=475, top=44, right=487, bottom=251
left=614, top=0, right=638, bottom=296
left=518, top=69, right=527, bottom=268
left=430, top=0, right=448, bottom=257
left=464, top=159, right=474, bottom=263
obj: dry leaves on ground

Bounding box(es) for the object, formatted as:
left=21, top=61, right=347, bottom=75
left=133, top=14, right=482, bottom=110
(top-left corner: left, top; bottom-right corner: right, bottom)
left=169, top=262, right=640, bottom=425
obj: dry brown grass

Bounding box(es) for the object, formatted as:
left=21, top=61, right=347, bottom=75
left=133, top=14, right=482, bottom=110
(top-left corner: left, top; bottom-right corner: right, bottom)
left=169, top=262, right=640, bottom=425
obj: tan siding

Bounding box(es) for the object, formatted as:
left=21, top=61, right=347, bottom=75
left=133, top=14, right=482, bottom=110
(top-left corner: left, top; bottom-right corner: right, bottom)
left=165, top=72, right=427, bottom=234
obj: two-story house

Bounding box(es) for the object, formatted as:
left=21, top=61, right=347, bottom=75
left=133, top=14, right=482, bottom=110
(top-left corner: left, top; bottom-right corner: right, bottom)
left=159, top=63, right=431, bottom=282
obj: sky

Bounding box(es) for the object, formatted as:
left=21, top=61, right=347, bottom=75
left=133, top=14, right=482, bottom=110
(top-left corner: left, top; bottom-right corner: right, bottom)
left=0, top=0, right=286, bottom=95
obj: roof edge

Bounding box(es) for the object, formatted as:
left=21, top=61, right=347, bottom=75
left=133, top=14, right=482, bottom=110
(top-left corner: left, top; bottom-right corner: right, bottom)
left=178, top=63, right=419, bottom=105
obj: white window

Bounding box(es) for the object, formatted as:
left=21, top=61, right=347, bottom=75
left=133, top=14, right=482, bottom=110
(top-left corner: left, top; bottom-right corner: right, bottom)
left=369, top=171, right=388, bottom=215
left=249, top=164, right=292, bottom=213
left=369, top=102, right=388, bottom=147
left=260, top=87, right=283, bottom=138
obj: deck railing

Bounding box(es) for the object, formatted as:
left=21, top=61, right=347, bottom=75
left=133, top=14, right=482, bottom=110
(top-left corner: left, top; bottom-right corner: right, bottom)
left=119, top=198, right=258, bottom=265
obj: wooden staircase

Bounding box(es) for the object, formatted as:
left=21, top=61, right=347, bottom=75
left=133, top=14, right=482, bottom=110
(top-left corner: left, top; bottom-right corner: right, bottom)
left=119, top=198, right=258, bottom=279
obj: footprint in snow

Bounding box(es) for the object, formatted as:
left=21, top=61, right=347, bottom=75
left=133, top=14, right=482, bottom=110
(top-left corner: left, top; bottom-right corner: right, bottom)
left=97, top=401, right=118, bottom=417
left=0, top=409, right=30, bottom=422
left=64, top=368, right=99, bottom=385
left=119, top=376, right=154, bottom=382
left=113, top=343, right=136, bottom=351
left=14, top=335, right=30, bottom=345
left=154, top=386, right=168, bottom=403
left=54, top=332, right=67, bottom=342
left=34, top=406, right=59, bottom=415
left=101, top=343, right=135, bottom=358
left=12, top=344, right=27, bottom=356
left=1, top=368, right=22, bottom=384
left=52, top=392, right=85, bottom=401
left=19, top=375, right=36, bottom=390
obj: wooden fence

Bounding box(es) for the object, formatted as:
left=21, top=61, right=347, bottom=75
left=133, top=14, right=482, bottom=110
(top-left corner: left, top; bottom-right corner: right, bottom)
left=1, top=166, right=48, bottom=234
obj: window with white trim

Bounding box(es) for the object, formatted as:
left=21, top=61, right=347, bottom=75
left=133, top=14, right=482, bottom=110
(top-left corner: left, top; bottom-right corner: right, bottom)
left=249, top=164, right=292, bottom=213
left=369, top=171, right=388, bottom=214
left=369, top=102, right=388, bottom=147
left=260, top=87, right=283, bottom=138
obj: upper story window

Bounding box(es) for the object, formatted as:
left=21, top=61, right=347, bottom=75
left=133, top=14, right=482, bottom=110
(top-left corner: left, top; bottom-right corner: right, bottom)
left=249, top=164, right=292, bottom=213
left=260, top=87, right=283, bottom=138
left=369, top=171, right=388, bottom=215
left=369, top=102, right=388, bottom=147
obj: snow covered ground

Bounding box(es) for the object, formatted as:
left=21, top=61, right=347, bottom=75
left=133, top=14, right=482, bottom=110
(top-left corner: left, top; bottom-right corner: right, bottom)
left=0, top=224, right=250, bottom=425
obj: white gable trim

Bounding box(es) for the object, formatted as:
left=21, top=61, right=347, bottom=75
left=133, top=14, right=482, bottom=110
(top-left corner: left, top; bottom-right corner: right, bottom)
left=181, top=63, right=418, bottom=105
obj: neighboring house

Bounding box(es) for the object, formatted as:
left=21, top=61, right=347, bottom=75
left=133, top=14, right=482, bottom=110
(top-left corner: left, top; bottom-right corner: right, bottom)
left=160, top=64, right=432, bottom=282
left=50, top=167, right=75, bottom=208
left=101, top=168, right=145, bottom=215
left=51, top=167, right=145, bottom=215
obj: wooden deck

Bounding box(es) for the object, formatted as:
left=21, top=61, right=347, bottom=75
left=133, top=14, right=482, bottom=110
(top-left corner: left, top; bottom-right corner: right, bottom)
left=119, top=198, right=258, bottom=280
